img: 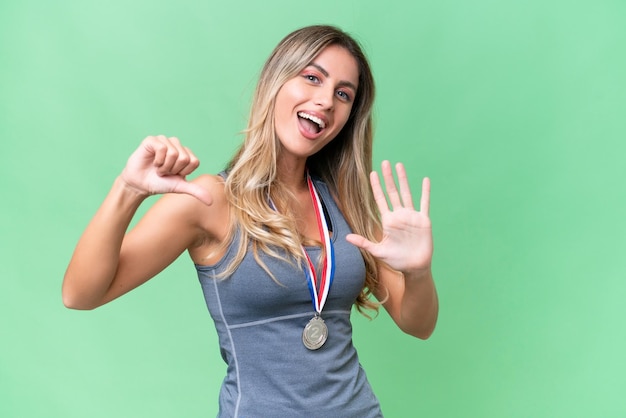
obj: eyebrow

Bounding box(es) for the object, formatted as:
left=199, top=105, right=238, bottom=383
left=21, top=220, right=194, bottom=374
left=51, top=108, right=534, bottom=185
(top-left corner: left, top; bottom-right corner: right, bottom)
left=309, top=62, right=358, bottom=92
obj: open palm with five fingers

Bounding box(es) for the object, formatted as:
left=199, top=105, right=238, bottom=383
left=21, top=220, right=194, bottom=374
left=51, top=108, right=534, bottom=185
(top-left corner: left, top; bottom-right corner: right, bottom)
left=120, top=135, right=213, bottom=206
left=346, top=160, right=433, bottom=275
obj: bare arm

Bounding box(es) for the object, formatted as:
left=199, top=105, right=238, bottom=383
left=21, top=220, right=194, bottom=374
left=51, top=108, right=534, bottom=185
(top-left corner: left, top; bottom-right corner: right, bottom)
left=62, top=135, right=214, bottom=310
left=375, top=263, right=438, bottom=339
left=346, top=161, right=438, bottom=339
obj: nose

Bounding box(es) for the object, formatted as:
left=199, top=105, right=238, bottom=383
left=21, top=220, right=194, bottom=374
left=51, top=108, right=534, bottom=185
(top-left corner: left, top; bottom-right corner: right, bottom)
left=314, top=86, right=334, bottom=110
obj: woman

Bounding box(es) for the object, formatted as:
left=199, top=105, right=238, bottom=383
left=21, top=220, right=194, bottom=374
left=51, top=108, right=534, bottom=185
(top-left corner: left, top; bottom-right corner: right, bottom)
left=63, top=25, right=438, bottom=417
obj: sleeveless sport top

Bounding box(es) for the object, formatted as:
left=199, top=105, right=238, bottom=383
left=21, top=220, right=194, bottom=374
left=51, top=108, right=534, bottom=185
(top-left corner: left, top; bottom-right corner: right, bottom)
left=195, top=176, right=383, bottom=417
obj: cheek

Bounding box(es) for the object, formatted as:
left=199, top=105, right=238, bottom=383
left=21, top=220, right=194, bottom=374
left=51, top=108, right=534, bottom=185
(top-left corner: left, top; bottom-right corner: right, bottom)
left=334, top=108, right=353, bottom=132
left=273, top=96, right=290, bottom=127
left=274, top=86, right=299, bottom=119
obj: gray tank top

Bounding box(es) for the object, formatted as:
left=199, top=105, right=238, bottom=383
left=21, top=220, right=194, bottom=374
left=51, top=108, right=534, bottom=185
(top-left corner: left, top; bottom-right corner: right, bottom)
left=195, top=176, right=383, bottom=417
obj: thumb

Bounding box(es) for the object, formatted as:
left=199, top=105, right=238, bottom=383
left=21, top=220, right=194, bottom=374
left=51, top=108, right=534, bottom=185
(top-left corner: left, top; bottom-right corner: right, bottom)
left=172, top=181, right=213, bottom=206
left=346, top=233, right=376, bottom=252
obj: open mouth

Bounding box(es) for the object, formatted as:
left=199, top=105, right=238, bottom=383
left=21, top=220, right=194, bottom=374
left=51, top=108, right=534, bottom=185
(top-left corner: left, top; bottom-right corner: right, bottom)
left=298, top=112, right=326, bottom=134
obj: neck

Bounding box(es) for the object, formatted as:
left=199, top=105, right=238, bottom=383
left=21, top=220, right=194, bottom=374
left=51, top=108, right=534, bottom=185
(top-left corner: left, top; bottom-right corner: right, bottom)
left=277, top=157, right=308, bottom=192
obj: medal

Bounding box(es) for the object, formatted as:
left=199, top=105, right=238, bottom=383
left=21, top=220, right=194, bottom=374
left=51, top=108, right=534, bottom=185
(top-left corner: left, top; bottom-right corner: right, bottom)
left=302, top=315, right=328, bottom=350
left=269, top=171, right=335, bottom=351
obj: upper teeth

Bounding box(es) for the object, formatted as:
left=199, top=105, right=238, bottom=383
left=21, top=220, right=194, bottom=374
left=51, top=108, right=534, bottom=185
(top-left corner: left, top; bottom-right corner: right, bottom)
left=298, top=112, right=326, bottom=129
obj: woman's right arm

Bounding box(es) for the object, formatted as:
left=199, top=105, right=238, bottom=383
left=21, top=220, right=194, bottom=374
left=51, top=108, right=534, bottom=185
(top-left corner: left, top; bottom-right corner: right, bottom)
left=62, top=135, right=214, bottom=310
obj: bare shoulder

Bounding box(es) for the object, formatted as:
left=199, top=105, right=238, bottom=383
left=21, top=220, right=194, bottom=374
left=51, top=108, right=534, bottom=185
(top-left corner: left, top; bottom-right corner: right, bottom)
left=137, top=173, right=228, bottom=241
left=179, top=173, right=229, bottom=234
left=184, top=174, right=231, bottom=263
left=190, top=173, right=228, bottom=216
left=190, top=173, right=227, bottom=202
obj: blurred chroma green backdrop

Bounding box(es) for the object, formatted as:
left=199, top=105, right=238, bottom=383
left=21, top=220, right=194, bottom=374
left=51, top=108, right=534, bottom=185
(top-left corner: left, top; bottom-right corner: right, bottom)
left=1, top=0, right=625, bottom=417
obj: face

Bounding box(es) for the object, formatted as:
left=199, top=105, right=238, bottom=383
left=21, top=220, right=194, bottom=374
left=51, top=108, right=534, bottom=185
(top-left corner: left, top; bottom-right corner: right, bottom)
left=273, top=44, right=360, bottom=164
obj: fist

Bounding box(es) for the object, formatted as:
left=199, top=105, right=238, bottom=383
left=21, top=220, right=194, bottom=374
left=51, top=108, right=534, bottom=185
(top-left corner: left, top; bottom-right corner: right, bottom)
left=120, top=135, right=212, bottom=205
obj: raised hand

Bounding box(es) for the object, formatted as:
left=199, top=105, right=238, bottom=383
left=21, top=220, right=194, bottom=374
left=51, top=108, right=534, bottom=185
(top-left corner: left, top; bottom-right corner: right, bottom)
left=120, top=135, right=213, bottom=205
left=346, top=161, right=433, bottom=274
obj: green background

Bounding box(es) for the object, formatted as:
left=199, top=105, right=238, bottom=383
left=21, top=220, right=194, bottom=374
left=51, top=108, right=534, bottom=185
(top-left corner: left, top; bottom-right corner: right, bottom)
left=1, top=0, right=625, bottom=417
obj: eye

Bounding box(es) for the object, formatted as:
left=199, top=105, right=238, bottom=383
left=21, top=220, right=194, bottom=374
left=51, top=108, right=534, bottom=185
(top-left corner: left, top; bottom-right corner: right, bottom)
left=303, top=74, right=320, bottom=83
left=336, top=90, right=352, bottom=102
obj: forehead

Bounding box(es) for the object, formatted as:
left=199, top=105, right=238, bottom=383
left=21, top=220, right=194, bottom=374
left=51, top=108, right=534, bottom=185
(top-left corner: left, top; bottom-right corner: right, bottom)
left=308, top=44, right=360, bottom=88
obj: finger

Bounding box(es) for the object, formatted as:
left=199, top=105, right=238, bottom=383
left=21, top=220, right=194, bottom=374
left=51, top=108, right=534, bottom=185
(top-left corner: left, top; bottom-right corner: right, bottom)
left=172, top=181, right=213, bottom=206
left=381, top=160, right=402, bottom=209
left=420, top=177, right=431, bottom=217
left=156, top=137, right=181, bottom=175
left=178, top=146, right=200, bottom=177
left=345, top=233, right=377, bottom=253
left=167, top=137, right=194, bottom=175
left=369, top=170, right=390, bottom=214
left=144, top=136, right=168, bottom=167
left=395, top=162, right=414, bottom=210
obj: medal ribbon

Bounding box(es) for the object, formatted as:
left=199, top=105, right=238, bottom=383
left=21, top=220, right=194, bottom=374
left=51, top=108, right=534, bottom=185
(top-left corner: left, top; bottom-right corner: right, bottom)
left=302, top=173, right=335, bottom=315
left=268, top=171, right=335, bottom=315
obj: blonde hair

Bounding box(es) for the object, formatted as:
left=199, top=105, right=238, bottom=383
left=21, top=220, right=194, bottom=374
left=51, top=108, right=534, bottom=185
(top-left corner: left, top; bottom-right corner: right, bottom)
left=221, top=25, right=380, bottom=314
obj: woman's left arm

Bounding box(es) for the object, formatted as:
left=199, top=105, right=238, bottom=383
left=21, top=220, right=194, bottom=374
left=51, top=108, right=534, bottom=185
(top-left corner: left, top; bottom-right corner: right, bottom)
left=346, top=160, right=438, bottom=339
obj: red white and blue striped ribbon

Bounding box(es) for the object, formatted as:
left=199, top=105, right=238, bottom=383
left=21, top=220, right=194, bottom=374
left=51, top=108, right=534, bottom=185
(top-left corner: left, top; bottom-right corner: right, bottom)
left=268, top=171, right=335, bottom=314
left=303, top=173, right=335, bottom=314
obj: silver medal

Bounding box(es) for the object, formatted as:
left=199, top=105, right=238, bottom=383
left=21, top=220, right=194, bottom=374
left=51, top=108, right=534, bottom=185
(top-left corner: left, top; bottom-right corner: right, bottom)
left=302, top=316, right=328, bottom=350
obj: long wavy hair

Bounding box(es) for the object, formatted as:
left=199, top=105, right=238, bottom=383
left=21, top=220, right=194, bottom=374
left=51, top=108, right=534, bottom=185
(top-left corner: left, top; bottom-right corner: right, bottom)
left=220, top=25, right=380, bottom=314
